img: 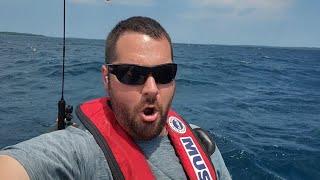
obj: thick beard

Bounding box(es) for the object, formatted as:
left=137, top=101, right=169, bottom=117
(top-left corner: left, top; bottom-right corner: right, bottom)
left=110, top=96, right=170, bottom=140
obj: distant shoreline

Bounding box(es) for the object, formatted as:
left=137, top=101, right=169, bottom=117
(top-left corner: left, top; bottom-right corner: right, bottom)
left=1, top=31, right=319, bottom=50
left=0, top=31, right=46, bottom=37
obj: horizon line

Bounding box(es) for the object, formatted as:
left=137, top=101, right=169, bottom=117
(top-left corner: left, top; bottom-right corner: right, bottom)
left=1, top=31, right=319, bottom=49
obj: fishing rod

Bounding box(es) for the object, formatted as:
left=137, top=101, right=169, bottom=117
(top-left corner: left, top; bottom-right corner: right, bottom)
left=57, top=0, right=111, bottom=130
left=57, top=0, right=73, bottom=130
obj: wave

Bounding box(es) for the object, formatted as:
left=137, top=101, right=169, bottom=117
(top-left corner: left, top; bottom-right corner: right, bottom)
left=176, top=78, right=218, bottom=86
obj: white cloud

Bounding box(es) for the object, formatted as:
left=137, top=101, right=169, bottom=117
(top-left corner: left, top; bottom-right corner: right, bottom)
left=184, top=0, right=293, bottom=19
left=113, top=0, right=154, bottom=6
left=190, top=0, right=292, bottom=9
left=70, top=0, right=154, bottom=6
left=70, top=0, right=97, bottom=4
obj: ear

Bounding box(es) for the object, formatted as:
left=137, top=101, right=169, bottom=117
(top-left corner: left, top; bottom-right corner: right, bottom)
left=101, top=65, right=109, bottom=90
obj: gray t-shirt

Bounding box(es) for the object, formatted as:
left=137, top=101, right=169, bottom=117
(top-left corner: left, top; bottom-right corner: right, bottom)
left=0, top=126, right=231, bottom=180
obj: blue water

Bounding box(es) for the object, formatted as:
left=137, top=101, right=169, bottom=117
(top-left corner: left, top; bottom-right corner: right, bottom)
left=0, top=33, right=319, bottom=179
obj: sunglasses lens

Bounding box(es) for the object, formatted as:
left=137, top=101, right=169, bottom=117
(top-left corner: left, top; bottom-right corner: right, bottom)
left=109, top=63, right=177, bottom=85
left=112, top=65, right=146, bottom=85
left=153, top=64, right=177, bottom=84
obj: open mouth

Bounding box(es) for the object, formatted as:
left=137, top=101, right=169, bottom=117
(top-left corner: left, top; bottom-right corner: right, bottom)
left=141, top=106, right=159, bottom=122
left=143, top=107, right=155, bottom=116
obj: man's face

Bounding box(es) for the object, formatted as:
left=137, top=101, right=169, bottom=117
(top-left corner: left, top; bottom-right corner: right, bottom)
left=102, top=32, right=175, bottom=140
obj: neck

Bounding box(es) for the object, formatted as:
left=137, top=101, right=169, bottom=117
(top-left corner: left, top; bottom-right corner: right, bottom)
left=159, top=127, right=168, bottom=136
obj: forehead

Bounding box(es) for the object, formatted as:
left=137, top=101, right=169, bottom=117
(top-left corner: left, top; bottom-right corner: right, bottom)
left=114, top=32, right=172, bottom=66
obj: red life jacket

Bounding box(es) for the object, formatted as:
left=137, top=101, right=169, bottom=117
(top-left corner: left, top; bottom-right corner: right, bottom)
left=76, top=97, right=217, bottom=180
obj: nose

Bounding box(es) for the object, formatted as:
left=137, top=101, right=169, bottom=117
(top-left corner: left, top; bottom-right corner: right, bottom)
left=141, top=75, right=159, bottom=97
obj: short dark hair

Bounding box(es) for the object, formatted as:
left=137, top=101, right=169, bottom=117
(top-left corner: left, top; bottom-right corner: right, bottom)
left=105, top=16, right=173, bottom=64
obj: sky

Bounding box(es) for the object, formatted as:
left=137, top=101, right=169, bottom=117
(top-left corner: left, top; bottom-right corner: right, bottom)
left=0, top=0, right=319, bottom=47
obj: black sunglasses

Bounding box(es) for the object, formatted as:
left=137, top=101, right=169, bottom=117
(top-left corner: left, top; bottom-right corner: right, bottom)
left=107, top=63, right=177, bottom=85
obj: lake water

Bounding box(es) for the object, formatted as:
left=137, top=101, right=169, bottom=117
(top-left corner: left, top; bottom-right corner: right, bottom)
left=0, top=33, right=319, bottom=179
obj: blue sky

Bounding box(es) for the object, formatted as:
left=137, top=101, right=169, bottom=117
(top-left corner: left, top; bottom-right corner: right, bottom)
left=0, top=0, right=319, bottom=47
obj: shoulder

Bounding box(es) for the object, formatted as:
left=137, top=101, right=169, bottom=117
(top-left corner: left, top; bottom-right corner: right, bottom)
left=190, top=124, right=232, bottom=180
left=0, top=126, right=111, bottom=179
left=1, top=126, right=94, bottom=154
left=7, top=126, right=97, bottom=154
left=210, top=145, right=232, bottom=180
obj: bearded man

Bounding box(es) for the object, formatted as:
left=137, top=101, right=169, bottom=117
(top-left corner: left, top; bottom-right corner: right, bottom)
left=0, top=16, right=231, bottom=180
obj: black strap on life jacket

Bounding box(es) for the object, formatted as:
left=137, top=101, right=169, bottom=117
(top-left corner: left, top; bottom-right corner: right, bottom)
left=192, top=128, right=216, bottom=156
